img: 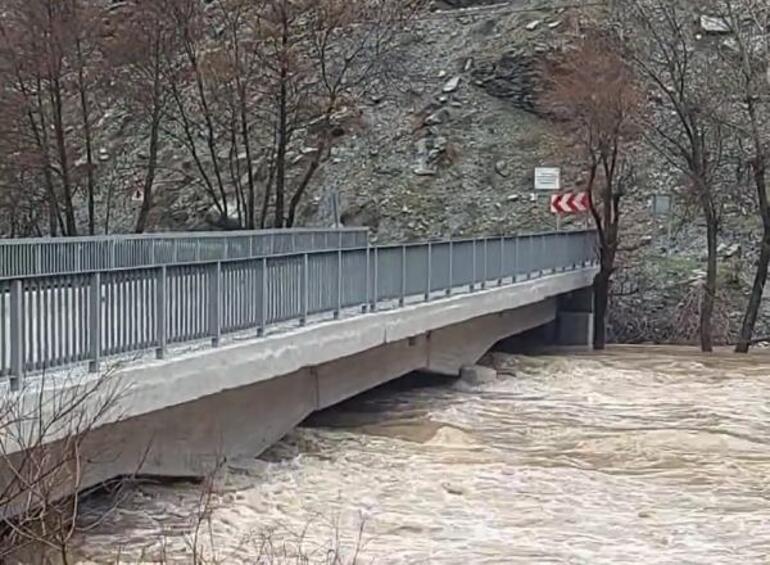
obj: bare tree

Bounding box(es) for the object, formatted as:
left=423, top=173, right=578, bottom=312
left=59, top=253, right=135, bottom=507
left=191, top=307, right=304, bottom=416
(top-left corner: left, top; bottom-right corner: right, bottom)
left=622, top=0, right=729, bottom=352
left=0, top=0, right=111, bottom=237
left=0, top=371, right=125, bottom=563
left=542, top=33, right=642, bottom=349
left=711, top=0, right=770, bottom=352
left=106, top=2, right=177, bottom=234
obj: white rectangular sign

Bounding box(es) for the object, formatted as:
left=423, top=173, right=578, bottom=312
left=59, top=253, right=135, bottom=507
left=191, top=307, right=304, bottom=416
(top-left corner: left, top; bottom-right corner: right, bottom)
left=535, top=167, right=561, bottom=191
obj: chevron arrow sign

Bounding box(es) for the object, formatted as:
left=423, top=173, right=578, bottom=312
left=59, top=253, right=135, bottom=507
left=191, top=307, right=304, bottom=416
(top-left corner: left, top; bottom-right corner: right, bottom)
left=550, top=192, right=589, bottom=215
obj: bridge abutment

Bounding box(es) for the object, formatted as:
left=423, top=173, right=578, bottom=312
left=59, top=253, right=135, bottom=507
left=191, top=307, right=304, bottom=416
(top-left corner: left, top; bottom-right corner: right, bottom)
left=555, top=287, right=594, bottom=348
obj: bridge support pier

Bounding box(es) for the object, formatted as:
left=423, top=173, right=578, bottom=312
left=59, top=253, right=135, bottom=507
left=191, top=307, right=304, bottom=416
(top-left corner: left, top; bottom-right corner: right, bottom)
left=555, top=287, right=594, bottom=348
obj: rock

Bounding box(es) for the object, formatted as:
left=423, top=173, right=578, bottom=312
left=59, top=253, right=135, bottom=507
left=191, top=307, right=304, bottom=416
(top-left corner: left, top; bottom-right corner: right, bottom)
left=414, top=164, right=437, bottom=176
left=443, top=76, right=461, bottom=93
left=700, top=15, right=730, bottom=34
left=424, top=109, right=449, bottom=126
left=718, top=243, right=741, bottom=258
left=547, top=20, right=562, bottom=29
left=525, top=20, right=541, bottom=31
left=438, top=69, right=447, bottom=78
left=459, top=365, right=498, bottom=385
left=443, top=482, right=466, bottom=496
left=495, top=160, right=509, bottom=177
left=506, top=194, right=520, bottom=202
left=464, top=57, right=474, bottom=72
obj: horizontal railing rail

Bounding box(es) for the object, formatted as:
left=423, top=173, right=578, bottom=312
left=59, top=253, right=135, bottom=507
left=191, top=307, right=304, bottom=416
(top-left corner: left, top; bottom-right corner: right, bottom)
left=0, top=230, right=597, bottom=390
left=0, top=228, right=369, bottom=280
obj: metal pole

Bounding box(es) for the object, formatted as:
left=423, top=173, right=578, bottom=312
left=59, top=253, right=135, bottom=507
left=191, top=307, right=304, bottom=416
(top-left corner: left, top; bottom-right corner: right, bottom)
left=482, top=237, right=488, bottom=290
left=209, top=262, right=221, bottom=347
left=301, top=253, right=309, bottom=326
left=514, top=235, right=519, bottom=282
left=363, top=243, right=370, bottom=313
left=499, top=236, right=505, bottom=286
left=371, top=247, right=379, bottom=312
left=425, top=242, right=432, bottom=302
left=446, top=240, right=453, bottom=297
left=258, top=257, right=267, bottom=336
left=399, top=245, right=406, bottom=307
left=526, top=235, right=532, bottom=280
left=156, top=266, right=167, bottom=359
left=335, top=248, right=342, bottom=320
left=541, top=234, right=546, bottom=276
left=471, top=239, right=477, bottom=292
left=88, top=272, right=102, bottom=373
left=9, top=279, right=23, bottom=391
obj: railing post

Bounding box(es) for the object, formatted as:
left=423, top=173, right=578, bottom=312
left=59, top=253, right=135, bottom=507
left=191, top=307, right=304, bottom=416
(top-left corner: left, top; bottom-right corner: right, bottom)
left=528, top=234, right=534, bottom=279
left=540, top=234, right=546, bottom=276
left=258, top=257, right=268, bottom=336
left=209, top=262, right=221, bottom=347
left=156, top=266, right=167, bottom=359
left=335, top=248, right=342, bottom=320
left=471, top=239, right=477, bottom=292
left=362, top=243, right=370, bottom=313
left=499, top=236, right=505, bottom=286
left=88, top=272, right=101, bottom=373
left=301, top=253, right=309, bottom=326
left=371, top=247, right=379, bottom=312
left=482, top=237, right=488, bottom=290
left=425, top=242, right=432, bottom=302
left=446, top=239, right=453, bottom=296
left=514, top=235, right=519, bottom=282
left=399, top=245, right=406, bottom=307
left=9, top=280, right=24, bottom=391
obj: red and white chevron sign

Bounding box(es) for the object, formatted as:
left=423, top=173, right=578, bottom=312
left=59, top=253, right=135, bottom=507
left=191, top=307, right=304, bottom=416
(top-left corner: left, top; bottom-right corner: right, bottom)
left=550, top=192, right=589, bottom=215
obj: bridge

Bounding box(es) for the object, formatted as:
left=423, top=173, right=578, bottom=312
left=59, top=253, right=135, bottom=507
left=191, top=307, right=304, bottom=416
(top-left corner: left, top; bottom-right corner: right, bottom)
left=0, top=228, right=597, bottom=503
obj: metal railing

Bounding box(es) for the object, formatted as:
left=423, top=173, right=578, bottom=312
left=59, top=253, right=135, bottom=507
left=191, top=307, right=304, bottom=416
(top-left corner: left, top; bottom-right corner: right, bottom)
left=0, top=230, right=597, bottom=389
left=0, top=228, right=369, bottom=280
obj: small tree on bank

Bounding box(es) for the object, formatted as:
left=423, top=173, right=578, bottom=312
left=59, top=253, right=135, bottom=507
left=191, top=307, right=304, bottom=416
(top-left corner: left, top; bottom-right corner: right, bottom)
left=543, top=33, right=642, bottom=350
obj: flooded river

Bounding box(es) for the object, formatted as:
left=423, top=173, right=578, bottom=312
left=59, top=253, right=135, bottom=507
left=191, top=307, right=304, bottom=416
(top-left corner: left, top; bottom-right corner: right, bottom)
left=75, top=347, right=770, bottom=564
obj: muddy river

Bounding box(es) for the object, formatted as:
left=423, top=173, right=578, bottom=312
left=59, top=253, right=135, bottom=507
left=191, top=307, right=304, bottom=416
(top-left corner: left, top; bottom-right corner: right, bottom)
left=74, top=347, right=770, bottom=564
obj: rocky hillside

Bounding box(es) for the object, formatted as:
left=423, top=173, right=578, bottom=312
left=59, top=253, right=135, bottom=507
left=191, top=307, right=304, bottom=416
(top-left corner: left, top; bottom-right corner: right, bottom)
left=300, top=0, right=768, bottom=345
left=4, top=0, right=768, bottom=344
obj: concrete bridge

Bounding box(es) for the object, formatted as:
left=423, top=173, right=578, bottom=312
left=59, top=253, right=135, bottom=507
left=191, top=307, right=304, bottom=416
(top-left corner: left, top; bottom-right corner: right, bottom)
left=0, top=229, right=597, bottom=501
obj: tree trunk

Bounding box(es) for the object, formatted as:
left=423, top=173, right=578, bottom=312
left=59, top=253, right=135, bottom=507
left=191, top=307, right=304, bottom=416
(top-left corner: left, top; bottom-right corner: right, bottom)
left=273, top=71, right=288, bottom=228
left=76, top=37, right=96, bottom=235
left=701, top=212, right=718, bottom=352
left=135, top=114, right=161, bottom=233
left=50, top=78, right=77, bottom=236
left=273, top=5, right=289, bottom=229
left=736, top=158, right=769, bottom=353
left=593, top=270, right=610, bottom=350
left=736, top=231, right=770, bottom=353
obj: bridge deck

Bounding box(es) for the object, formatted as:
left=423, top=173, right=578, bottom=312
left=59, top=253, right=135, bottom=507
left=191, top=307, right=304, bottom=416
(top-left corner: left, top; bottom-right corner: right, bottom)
left=0, top=230, right=596, bottom=390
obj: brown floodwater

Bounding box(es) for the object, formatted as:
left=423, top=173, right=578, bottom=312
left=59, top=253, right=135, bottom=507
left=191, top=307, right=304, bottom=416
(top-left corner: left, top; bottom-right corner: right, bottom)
left=74, top=347, right=770, bottom=564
